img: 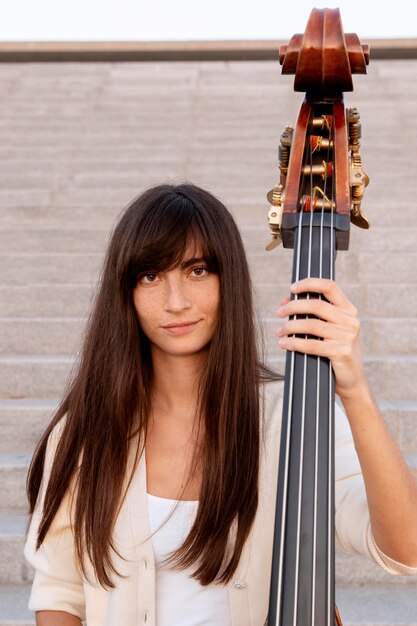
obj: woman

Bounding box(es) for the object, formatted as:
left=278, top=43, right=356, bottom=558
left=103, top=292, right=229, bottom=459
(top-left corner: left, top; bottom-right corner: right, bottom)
left=25, top=183, right=417, bottom=626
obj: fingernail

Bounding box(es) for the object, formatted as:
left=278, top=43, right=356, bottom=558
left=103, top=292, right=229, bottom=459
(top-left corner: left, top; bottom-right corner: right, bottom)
left=279, top=338, right=287, bottom=347
left=290, top=282, right=298, bottom=292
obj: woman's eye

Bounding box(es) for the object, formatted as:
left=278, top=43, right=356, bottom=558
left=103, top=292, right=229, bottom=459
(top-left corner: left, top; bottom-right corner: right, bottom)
left=139, top=273, right=158, bottom=284
left=191, top=266, right=208, bottom=277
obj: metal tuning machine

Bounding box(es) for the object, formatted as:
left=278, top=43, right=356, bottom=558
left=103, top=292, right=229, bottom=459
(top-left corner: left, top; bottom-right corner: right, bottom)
left=266, top=126, right=293, bottom=250
left=347, top=107, right=370, bottom=229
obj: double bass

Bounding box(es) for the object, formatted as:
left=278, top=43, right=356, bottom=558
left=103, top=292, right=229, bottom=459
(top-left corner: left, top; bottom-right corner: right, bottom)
left=265, top=9, right=370, bottom=626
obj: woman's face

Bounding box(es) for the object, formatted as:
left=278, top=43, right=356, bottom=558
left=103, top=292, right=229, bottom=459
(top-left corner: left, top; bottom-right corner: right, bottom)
left=133, top=242, right=220, bottom=360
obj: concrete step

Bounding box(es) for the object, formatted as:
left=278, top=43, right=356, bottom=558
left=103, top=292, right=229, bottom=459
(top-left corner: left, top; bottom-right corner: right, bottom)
left=0, top=317, right=85, bottom=355
left=0, top=191, right=133, bottom=222
left=0, top=583, right=416, bottom=626
left=0, top=147, right=275, bottom=174
left=0, top=254, right=103, bottom=287
left=243, top=225, right=417, bottom=255
left=0, top=355, right=74, bottom=400
left=357, top=356, right=417, bottom=404
left=0, top=393, right=414, bottom=450
left=253, top=249, right=417, bottom=286
left=0, top=282, right=415, bottom=319
left=378, top=401, right=417, bottom=455
left=0, top=202, right=122, bottom=230
left=336, top=549, right=417, bottom=586
left=266, top=355, right=417, bottom=404
left=0, top=514, right=32, bottom=586
left=0, top=585, right=34, bottom=626
left=0, top=128, right=294, bottom=151
left=1, top=507, right=417, bottom=589
left=2, top=446, right=417, bottom=514
left=2, top=251, right=417, bottom=288
left=256, top=282, right=417, bottom=320
left=1, top=192, right=416, bottom=232
left=234, top=181, right=417, bottom=224
left=1, top=354, right=417, bottom=402
left=0, top=455, right=31, bottom=511
left=0, top=115, right=199, bottom=134
left=0, top=166, right=189, bottom=192
left=0, top=228, right=110, bottom=255
left=2, top=316, right=416, bottom=357
left=0, top=101, right=406, bottom=141
left=1, top=398, right=415, bottom=456
left=0, top=218, right=414, bottom=261
left=0, top=400, right=56, bottom=454
left=0, top=145, right=190, bottom=163
left=0, top=134, right=273, bottom=156
left=0, top=120, right=201, bottom=139
left=0, top=250, right=311, bottom=287
left=0, top=286, right=93, bottom=318
left=336, top=585, right=417, bottom=625
left=0, top=251, right=414, bottom=290
left=1, top=225, right=417, bottom=256
left=0, top=134, right=410, bottom=169
left=264, top=317, right=417, bottom=358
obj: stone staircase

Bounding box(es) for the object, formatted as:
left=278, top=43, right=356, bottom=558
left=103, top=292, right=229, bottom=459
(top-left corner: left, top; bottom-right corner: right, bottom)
left=0, top=57, right=417, bottom=624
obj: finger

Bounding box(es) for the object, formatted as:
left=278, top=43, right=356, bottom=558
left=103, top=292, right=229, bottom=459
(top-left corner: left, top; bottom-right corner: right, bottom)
left=277, top=318, right=355, bottom=341
left=290, top=278, right=357, bottom=315
left=277, top=298, right=360, bottom=330
left=280, top=296, right=291, bottom=305
left=278, top=336, right=349, bottom=360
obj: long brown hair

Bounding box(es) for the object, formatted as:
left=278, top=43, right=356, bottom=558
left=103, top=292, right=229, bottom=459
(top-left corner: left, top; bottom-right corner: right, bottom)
left=26, top=182, right=279, bottom=588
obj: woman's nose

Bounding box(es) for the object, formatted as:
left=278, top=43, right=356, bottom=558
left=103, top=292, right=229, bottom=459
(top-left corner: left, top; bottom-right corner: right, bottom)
left=163, top=277, right=192, bottom=312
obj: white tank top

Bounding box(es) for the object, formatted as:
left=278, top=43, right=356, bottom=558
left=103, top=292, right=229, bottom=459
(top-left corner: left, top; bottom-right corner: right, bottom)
left=147, top=493, right=232, bottom=626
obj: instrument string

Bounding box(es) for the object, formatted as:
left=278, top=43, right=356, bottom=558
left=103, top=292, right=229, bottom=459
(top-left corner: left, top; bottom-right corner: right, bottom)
left=313, top=107, right=333, bottom=625
left=312, top=111, right=324, bottom=625
left=275, top=340, right=295, bottom=626
left=327, top=112, right=336, bottom=626
left=293, top=326, right=308, bottom=626
left=293, top=121, right=315, bottom=626
left=278, top=208, right=304, bottom=626
left=321, top=111, right=333, bottom=626
left=275, top=126, right=306, bottom=626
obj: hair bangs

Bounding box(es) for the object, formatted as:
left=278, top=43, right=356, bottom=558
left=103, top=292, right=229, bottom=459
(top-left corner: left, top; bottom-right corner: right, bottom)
left=127, top=191, right=219, bottom=288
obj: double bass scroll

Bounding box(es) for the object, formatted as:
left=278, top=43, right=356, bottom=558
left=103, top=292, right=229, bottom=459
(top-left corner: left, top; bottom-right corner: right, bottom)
left=266, top=9, right=370, bottom=626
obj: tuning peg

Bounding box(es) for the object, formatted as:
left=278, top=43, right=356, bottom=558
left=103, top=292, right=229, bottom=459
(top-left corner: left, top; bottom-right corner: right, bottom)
left=266, top=185, right=284, bottom=205
left=267, top=189, right=280, bottom=205
left=266, top=234, right=283, bottom=251
left=266, top=203, right=283, bottom=250
left=266, top=189, right=275, bottom=204
left=350, top=206, right=370, bottom=229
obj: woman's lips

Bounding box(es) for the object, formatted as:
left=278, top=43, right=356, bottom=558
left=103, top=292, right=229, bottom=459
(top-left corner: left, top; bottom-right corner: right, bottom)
left=161, top=320, right=200, bottom=335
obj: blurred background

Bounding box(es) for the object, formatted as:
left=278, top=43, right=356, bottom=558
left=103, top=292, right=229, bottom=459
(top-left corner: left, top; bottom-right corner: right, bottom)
left=0, top=1, right=416, bottom=624
left=1, top=0, right=416, bottom=40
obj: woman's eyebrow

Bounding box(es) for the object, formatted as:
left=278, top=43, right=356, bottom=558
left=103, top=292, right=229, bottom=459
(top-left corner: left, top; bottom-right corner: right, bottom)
left=180, top=257, right=206, bottom=269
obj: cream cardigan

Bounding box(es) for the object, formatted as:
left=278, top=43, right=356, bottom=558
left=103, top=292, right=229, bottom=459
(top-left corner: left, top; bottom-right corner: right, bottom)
left=24, top=381, right=417, bottom=626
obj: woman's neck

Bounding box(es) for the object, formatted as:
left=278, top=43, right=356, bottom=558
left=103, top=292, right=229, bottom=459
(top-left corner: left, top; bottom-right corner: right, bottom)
left=145, top=348, right=206, bottom=501
left=150, top=347, right=207, bottom=415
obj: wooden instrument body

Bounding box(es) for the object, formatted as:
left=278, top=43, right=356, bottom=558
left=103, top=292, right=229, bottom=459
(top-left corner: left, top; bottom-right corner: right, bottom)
left=267, top=8, right=369, bottom=626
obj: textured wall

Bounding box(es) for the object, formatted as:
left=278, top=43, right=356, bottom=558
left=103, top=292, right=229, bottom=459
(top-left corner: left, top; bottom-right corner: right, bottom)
left=0, top=59, right=416, bottom=623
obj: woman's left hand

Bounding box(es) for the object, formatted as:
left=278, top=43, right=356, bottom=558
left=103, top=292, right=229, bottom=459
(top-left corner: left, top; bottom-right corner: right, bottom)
left=276, top=277, right=366, bottom=401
